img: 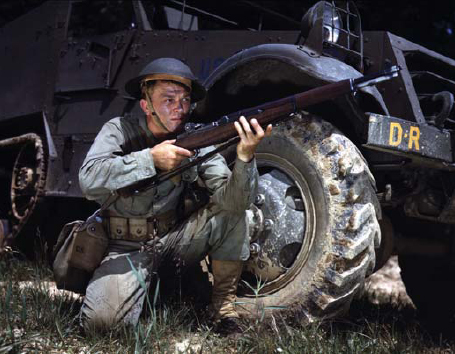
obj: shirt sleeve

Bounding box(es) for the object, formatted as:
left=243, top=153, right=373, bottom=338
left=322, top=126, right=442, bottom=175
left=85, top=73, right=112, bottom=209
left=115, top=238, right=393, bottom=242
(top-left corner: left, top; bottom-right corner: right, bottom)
left=78, top=118, right=157, bottom=200
left=198, top=147, right=258, bottom=212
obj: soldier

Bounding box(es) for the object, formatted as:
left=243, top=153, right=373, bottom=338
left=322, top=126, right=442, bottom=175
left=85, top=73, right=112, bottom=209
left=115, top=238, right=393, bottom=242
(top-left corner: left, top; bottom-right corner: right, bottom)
left=78, top=57, right=272, bottom=334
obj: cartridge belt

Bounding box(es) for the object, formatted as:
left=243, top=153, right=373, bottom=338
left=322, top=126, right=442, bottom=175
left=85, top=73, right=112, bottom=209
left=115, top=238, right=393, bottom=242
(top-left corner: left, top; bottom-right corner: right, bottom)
left=101, top=209, right=177, bottom=241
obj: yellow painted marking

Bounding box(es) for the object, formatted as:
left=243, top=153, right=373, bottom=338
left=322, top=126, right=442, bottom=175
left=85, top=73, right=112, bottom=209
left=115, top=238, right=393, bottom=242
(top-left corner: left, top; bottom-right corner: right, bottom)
left=388, top=122, right=421, bottom=151
left=408, top=126, right=420, bottom=150
left=389, top=122, right=402, bottom=146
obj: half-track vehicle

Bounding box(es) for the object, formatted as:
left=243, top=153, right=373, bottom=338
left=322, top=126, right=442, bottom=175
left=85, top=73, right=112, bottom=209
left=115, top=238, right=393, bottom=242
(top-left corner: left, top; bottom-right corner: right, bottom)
left=1, top=0, right=455, bottom=328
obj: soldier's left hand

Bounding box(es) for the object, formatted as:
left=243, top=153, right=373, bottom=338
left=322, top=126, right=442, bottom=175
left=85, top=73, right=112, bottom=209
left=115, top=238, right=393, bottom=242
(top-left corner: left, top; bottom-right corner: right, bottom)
left=234, top=116, right=272, bottom=162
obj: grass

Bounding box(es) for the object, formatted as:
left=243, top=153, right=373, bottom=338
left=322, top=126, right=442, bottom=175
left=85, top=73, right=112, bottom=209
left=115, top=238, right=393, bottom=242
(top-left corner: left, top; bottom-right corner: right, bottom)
left=1, top=249, right=455, bottom=353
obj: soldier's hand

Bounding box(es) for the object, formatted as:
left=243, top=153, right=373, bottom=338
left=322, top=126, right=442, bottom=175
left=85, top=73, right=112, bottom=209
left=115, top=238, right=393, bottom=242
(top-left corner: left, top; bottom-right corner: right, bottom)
left=234, top=116, right=272, bottom=162
left=150, top=139, right=194, bottom=171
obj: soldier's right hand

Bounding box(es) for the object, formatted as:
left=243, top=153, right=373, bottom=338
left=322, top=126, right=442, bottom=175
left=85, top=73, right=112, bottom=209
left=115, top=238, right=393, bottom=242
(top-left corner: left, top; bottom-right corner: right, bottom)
left=150, top=139, right=194, bottom=171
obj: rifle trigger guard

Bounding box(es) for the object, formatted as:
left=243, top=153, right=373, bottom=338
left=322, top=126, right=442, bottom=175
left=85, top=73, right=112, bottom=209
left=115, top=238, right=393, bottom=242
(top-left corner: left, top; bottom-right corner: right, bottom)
left=194, top=148, right=200, bottom=158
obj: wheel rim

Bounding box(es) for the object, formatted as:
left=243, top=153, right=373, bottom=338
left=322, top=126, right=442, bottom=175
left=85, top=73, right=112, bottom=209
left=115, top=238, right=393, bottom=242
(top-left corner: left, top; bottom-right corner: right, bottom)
left=240, top=151, right=317, bottom=296
left=10, top=140, right=45, bottom=233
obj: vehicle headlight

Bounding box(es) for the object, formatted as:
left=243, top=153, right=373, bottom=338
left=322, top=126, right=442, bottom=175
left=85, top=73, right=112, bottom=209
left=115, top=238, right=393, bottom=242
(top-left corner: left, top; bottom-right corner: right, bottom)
left=301, top=1, right=343, bottom=44
left=322, top=4, right=341, bottom=43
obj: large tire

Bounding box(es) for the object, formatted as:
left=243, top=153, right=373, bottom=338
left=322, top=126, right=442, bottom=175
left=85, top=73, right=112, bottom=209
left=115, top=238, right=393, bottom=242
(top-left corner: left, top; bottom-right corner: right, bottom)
left=236, top=114, right=381, bottom=322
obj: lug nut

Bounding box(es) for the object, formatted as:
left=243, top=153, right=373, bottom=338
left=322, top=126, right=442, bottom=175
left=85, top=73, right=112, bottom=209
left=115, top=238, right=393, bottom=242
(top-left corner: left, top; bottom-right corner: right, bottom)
left=250, top=243, right=260, bottom=255
left=264, top=219, right=274, bottom=231
left=255, top=194, right=265, bottom=206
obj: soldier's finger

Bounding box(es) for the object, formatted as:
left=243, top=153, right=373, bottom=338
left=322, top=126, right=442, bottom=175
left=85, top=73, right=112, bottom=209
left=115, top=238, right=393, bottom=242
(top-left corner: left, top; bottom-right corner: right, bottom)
left=265, top=124, right=273, bottom=137
left=250, top=119, right=264, bottom=138
left=234, top=121, right=247, bottom=140
left=161, top=139, right=177, bottom=145
left=239, top=116, right=252, bottom=136
left=174, top=146, right=194, bottom=157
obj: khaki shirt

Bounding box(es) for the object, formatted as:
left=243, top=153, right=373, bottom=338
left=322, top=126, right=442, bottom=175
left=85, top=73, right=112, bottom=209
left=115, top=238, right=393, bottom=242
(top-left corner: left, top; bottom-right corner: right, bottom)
left=79, top=116, right=258, bottom=217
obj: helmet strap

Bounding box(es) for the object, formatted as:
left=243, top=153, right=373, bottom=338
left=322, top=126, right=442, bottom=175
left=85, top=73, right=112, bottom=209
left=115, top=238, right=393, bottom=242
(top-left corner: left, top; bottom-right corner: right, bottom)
left=145, top=90, right=171, bottom=134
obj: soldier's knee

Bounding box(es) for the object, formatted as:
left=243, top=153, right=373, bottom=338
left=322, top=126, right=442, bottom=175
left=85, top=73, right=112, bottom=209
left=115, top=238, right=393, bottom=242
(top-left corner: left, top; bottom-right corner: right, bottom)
left=80, top=305, right=118, bottom=332
left=210, top=210, right=250, bottom=261
left=217, top=210, right=249, bottom=237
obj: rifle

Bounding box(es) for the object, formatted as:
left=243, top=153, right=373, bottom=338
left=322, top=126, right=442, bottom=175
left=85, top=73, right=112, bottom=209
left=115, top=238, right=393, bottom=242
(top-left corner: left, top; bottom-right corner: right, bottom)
left=117, top=65, right=400, bottom=197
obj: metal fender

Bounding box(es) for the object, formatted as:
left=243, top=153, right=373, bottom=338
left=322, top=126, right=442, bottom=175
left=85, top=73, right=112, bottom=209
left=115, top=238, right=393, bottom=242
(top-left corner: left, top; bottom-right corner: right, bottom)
left=197, top=43, right=389, bottom=132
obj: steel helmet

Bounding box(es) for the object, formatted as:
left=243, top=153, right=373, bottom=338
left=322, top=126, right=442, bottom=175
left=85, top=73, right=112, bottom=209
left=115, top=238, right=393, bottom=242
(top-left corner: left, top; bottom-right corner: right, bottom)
left=124, top=58, right=206, bottom=102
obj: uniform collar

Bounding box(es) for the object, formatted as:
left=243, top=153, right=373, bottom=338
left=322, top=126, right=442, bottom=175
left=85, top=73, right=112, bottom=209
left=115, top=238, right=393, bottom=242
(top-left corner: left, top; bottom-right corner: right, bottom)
left=139, top=114, right=159, bottom=143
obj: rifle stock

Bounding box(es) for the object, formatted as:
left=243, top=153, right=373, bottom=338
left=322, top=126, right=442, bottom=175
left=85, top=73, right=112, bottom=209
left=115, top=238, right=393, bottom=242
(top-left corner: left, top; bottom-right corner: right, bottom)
left=174, top=80, right=349, bottom=150
left=116, top=66, right=400, bottom=196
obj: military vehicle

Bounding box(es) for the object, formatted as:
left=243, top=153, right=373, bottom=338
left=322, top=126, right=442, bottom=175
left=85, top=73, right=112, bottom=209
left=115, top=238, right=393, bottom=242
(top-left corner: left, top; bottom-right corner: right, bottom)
left=1, top=0, right=455, bottom=328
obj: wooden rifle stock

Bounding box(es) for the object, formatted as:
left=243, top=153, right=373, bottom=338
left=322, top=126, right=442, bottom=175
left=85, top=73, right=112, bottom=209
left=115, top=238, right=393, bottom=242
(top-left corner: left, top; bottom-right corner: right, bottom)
left=116, top=66, right=400, bottom=196
left=174, top=79, right=352, bottom=150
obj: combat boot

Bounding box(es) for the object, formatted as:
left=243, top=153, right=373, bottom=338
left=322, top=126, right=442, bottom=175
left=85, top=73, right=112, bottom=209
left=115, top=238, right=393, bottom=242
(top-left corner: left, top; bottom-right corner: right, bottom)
left=211, top=259, right=244, bottom=335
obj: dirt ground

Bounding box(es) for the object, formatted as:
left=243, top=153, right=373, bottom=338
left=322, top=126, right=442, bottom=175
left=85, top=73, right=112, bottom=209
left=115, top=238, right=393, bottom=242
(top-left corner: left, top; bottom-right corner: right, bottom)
left=363, top=255, right=414, bottom=308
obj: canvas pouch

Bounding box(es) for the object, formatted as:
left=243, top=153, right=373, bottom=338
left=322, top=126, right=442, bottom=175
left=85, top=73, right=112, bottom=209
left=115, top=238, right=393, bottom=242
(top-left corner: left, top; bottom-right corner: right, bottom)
left=52, top=212, right=108, bottom=294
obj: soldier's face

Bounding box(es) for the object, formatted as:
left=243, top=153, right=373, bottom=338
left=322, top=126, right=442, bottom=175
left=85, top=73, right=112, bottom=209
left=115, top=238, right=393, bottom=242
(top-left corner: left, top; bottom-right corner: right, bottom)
left=142, top=81, right=191, bottom=135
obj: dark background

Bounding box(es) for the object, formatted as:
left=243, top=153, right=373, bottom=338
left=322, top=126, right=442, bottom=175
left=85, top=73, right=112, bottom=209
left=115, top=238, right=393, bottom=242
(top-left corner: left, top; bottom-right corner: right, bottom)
left=1, top=0, right=455, bottom=58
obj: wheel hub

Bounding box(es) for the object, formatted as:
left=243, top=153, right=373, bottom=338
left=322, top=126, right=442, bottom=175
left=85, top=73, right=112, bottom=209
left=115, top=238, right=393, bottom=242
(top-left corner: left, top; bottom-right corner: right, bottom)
left=245, top=169, right=306, bottom=282
left=10, top=136, right=45, bottom=230
left=0, top=133, right=45, bottom=240
left=15, top=167, right=34, bottom=191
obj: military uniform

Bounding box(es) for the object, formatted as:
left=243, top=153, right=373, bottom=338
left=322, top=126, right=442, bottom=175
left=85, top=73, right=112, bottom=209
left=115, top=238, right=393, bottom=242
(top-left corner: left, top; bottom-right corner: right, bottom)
left=78, top=114, right=258, bottom=329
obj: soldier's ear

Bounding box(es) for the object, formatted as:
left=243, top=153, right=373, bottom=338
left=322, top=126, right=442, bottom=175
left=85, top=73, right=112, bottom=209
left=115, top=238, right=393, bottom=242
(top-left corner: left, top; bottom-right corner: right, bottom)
left=139, top=99, right=149, bottom=114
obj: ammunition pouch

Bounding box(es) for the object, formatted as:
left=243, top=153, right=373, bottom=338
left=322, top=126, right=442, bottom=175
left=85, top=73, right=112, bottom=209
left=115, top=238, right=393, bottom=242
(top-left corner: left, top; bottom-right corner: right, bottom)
left=52, top=211, right=108, bottom=294
left=102, top=209, right=177, bottom=241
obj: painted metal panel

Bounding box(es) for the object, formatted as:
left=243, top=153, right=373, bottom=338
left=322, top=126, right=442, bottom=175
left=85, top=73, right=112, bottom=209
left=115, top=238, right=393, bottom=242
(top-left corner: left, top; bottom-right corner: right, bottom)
left=366, top=113, right=452, bottom=162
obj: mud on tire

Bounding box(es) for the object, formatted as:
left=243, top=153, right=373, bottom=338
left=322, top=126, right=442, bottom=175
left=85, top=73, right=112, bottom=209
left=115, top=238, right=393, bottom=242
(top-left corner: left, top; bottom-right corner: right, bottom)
left=236, top=113, right=381, bottom=322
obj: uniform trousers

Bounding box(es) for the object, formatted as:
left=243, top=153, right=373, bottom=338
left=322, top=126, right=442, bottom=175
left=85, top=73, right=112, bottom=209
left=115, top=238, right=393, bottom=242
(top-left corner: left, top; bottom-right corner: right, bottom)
left=79, top=203, right=250, bottom=330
